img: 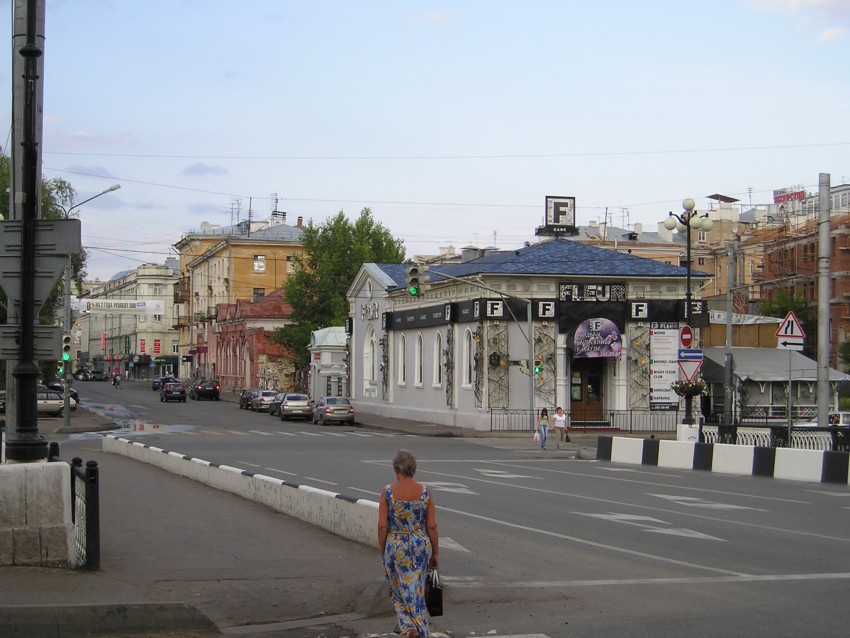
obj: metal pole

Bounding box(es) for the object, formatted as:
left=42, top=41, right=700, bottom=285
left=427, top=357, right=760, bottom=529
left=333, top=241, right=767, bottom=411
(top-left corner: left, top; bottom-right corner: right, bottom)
left=816, top=173, right=831, bottom=427
left=7, top=0, right=47, bottom=461
left=787, top=349, right=792, bottom=446
left=528, top=301, right=535, bottom=431
left=684, top=216, right=694, bottom=431
left=724, top=243, right=735, bottom=424
left=63, top=256, right=72, bottom=429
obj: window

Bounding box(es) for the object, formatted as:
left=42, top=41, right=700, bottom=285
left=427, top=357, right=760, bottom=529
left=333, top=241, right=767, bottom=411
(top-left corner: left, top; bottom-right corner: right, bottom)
left=463, top=329, right=473, bottom=386
left=433, top=332, right=443, bottom=386
left=363, top=326, right=376, bottom=382
left=252, top=288, right=265, bottom=302
left=152, top=284, right=164, bottom=296
left=415, top=334, right=424, bottom=386
left=398, top=335, right=406, bottom=385
left=253, top=255, right=266, bottom=273
left=172, top=340, right=179, bottom=354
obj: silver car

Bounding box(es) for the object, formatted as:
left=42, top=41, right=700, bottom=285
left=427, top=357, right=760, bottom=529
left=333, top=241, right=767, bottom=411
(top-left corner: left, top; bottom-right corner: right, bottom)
left=312, top=396, right=355, bottom=426
left=279, top=393, right=312, bottom=421
left=250, top=390, right=278, bottom=412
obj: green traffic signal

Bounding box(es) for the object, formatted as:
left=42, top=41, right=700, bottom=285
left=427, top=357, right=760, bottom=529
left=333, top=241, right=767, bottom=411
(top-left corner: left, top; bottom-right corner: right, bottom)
left=62, top=352, right=71, bottom=362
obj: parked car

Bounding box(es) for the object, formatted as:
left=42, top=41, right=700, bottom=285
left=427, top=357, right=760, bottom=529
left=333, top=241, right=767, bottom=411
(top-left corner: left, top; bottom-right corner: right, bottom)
left=90, top=370, right=108, bottom=382
left=46, top=382, right=79, bottom=403
left=73, top=369, right=92, bottom=381
left=279, top=393, right=312, bottom=421
left=238, top=388, right=260, bottom=410
left=268, top=392, right=287, bottom=417
left=312, top=396, right=355, bottom=426
left=152, top=376, right=176, bottom=391
left=250, top=390, right=278, bottom=412
left=160, top=382, right=187, bottom=403
left=190, top=379, right=220, bottom=400
left=36, top=389, right=77, bottom=417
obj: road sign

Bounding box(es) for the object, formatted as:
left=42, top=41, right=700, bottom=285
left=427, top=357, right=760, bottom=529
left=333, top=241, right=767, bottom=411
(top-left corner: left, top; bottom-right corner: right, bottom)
left=777, top=339, right=804, bottom=351
left=680, top=325, right=693, bottom=348
left=775, top=311, right=805, bottom=340
left=678, top=360, right=703, bottom=381
left=678, top=348, right=703, bottom=361
left=0, top=325, right=62, bottom=360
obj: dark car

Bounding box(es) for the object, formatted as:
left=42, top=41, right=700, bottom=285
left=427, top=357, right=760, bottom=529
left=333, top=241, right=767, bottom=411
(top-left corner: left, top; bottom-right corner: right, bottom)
left=152, top=376, right=176, bottom=391
left=90, top=370, right=108, bottom=382
left=268, top=392, right=287, bottom=417
left=46, top=382, right=80, bottom=403
left=238, top=388, right=260, bottom=410
left=312, top=396, right=355, bottom=426
left=279, top=393, right=312, bottom=421
left=190, top=379, right=220, bottom=400
left=160, top=382, right=187, bottom=403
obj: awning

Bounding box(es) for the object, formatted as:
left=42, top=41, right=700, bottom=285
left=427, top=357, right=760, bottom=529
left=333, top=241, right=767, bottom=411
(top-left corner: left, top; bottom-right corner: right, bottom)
left=702, top=347, right=850, bottom=383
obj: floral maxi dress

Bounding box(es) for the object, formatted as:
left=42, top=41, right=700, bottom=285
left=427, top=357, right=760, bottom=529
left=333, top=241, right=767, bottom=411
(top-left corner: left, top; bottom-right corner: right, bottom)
left=382, top=485, right=433, bottom=637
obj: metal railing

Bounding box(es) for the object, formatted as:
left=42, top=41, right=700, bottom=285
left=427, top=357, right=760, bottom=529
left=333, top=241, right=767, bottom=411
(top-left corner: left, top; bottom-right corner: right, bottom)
left=702, top=424, right=850, bottom=452
left=48, top=442, right=100, bottom=570
left=489, top=408, right=680, bottom=433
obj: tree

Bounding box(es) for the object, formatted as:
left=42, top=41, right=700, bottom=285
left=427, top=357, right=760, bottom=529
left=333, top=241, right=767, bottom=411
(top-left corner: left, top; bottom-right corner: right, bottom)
left=271, top=208, right=406, bottom=364
left=838, top=341, right=850, bottom=372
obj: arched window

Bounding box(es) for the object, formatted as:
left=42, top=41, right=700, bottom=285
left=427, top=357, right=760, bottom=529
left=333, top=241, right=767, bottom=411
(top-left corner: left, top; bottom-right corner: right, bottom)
left=398, top=334, right=406, bottom=385
left=415, top=333, right=424, bottom=386
left=463, top=329, right=473, bottom=386
left=363, top=325, right=376, bottom=383
left=433, top=331, right=443, bottom=386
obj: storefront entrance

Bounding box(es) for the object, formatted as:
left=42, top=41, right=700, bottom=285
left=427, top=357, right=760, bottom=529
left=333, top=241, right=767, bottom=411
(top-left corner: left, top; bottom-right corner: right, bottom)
left=570, top=358, right=604, bottom=422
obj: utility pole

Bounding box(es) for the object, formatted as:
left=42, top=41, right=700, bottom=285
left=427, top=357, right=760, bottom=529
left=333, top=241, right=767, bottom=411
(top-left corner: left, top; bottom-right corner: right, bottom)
left=816, top=173, right=831, bottom=425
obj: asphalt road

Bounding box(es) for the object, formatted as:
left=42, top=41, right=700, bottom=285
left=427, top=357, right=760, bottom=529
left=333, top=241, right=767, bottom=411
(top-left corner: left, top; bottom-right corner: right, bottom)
left=60, top=380, right=850, bottom=637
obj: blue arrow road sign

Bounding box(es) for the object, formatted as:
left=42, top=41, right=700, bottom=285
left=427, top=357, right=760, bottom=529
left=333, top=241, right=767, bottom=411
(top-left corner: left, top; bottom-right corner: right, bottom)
left=678, top=348, right=704, bottom=361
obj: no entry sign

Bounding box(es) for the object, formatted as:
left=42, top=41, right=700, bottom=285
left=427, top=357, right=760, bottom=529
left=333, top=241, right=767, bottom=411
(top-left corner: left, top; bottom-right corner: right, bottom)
left=680, top=325, right=693, bottom=349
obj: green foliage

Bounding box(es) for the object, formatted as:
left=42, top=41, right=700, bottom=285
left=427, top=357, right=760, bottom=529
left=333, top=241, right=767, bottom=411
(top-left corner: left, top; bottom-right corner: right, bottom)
left=271, top=208, right=405, bottom=363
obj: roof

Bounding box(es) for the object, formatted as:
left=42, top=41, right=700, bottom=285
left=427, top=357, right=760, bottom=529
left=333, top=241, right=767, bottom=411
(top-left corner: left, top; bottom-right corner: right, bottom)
left=376, top=237, right=702, bottom=290
left=702, top=347, right=850, bottom=383
left=310, top=327, right=347, bottom=349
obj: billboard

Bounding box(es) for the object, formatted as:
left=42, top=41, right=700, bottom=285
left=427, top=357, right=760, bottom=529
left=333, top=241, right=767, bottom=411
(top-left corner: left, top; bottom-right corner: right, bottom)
left=85, top=300, right=165, bottom=315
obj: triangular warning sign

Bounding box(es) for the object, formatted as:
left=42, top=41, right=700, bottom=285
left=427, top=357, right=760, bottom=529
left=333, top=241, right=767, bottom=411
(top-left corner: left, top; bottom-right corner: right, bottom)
left=678, top=360, right=702, bottom=381
left=775, top=311, right=805, bottom=339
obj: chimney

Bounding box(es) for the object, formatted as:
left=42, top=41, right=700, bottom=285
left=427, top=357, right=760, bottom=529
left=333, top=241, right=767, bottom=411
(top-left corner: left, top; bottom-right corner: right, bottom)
left=297, top=216, right=303, bottom=228
left=633, top=222, right=642, bottom=234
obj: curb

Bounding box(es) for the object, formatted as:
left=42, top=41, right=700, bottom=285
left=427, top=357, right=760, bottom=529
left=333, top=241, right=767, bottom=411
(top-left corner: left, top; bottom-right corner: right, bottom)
left=0, top=602, right=220, bottom=638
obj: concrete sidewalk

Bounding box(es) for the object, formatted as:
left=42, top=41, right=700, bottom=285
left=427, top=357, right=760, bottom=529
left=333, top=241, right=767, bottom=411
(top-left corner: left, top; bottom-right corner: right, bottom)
left=0, top=401, right=616, bottom=637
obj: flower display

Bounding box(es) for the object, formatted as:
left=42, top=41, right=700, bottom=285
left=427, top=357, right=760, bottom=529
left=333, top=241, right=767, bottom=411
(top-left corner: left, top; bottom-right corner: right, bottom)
left=671, top=379, right=707, bottom=397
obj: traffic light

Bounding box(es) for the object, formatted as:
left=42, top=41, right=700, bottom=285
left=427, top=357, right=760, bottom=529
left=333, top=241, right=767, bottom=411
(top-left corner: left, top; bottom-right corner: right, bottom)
left=56, top=360, right=65, bottom=377
left=533, top=361, right=542, bottom=375
left=518, top=359, right=529, bottom=375
left=62, top=334, right=72, bottom=363
left=405, top=265, right=430, bottom=296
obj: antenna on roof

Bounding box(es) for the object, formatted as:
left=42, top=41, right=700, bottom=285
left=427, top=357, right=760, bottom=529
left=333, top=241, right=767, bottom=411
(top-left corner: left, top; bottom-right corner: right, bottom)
left=230, top=199, right=242, bottom=230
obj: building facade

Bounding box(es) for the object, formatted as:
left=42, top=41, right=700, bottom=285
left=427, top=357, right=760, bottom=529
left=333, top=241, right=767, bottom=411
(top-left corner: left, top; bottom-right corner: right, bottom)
left=347, top=238, right=704, bottom=431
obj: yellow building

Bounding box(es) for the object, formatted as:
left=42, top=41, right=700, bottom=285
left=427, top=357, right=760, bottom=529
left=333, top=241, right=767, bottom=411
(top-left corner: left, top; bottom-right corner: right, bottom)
left=172, top=216, right=305, bottom=379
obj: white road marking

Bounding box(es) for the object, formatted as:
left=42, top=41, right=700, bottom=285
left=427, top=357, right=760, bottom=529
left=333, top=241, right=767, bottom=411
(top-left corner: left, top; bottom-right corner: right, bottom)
left=475, top=468, right=541, bottom=480
left=275, top=431, right=296, bottom=436
left=303, top=476, right=337, bottom=486
left=203, top=430, right=225, bottom=435
left=248, top=430, right=276, bottom=436
left=427, top=481, right=478, bottom=495
left=224, top=430, right=250, bottom=436
left=298, top=431, right=323, bottom=437
left=237, top=461, right=260, bottom=468
left=808, top=490, right=850, bottom=497
left=650, top=493, right=766, bottom=511
left=577, top=512, right=725, bottom=541
left=263, top=467, right=297, bottom=476
left=346, top=432, right=375, bottom=437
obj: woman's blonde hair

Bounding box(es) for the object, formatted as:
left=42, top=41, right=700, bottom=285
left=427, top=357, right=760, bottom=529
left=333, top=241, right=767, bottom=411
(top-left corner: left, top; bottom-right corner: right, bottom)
left=393, top=449, right=417, bottom=477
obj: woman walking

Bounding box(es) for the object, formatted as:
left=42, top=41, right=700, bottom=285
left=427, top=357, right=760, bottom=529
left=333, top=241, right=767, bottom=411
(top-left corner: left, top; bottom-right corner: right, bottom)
left=378, top=449, right=440, bottom=638
left=536, top=408, right=550, bottom=449
left=553, top=406, right=568, bottom=449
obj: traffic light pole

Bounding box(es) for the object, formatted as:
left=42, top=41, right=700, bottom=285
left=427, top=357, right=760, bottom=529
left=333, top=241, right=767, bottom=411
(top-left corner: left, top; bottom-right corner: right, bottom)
left=63, top=256, right=71, bottom=429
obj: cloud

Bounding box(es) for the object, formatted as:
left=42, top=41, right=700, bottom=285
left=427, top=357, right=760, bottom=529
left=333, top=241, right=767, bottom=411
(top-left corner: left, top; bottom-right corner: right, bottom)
left=748, top=0, right=850, bottom=42
left=181, top=163, right=228, bottom=177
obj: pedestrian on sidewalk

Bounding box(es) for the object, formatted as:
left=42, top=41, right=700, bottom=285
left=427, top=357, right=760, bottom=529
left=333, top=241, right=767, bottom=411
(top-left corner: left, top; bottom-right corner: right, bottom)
left=553, top=406, right=569, bottom=449
left=378, top=449, right=439, bottom=638
left=536, top=408, right=550, bottom=449
left=113, top=373, right=122, bottom=389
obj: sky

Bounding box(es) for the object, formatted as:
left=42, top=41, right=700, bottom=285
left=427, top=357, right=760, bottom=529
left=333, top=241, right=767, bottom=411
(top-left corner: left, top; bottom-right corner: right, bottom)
left=1, top=0, right=849, bottom=282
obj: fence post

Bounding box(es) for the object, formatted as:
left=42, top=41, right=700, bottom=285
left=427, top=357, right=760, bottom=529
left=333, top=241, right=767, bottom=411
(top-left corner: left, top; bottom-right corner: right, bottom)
left=85, top=460, right=100, bottom=571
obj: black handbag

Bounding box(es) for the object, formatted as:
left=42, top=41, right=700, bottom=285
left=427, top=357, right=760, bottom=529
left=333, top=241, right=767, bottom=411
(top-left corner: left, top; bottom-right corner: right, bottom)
left=424, top=569, right=443, bottom=617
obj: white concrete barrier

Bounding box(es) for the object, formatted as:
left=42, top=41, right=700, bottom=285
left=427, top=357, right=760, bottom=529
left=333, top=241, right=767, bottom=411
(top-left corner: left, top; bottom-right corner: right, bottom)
left=102, top=435, right=380, bottom=547
left=610, top=437, right=644, bottom=464
left=774, top=448, right=824, bottom=482
left=711, top=443, right=755, bottom=475
left=0, top=462, right=74, bottom=566
left=658, top=440, right=696, bottom=469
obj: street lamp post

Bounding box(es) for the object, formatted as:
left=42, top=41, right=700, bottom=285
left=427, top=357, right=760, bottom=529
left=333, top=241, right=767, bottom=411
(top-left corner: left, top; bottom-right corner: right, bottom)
left=56, top=184, right=121, bottom=427
left=663, top=198, right=713, bottom=439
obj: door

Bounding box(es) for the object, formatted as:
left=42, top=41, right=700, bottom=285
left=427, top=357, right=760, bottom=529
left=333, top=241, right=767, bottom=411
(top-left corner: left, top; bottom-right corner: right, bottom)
left=570, top=358, right=604, bottom=422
